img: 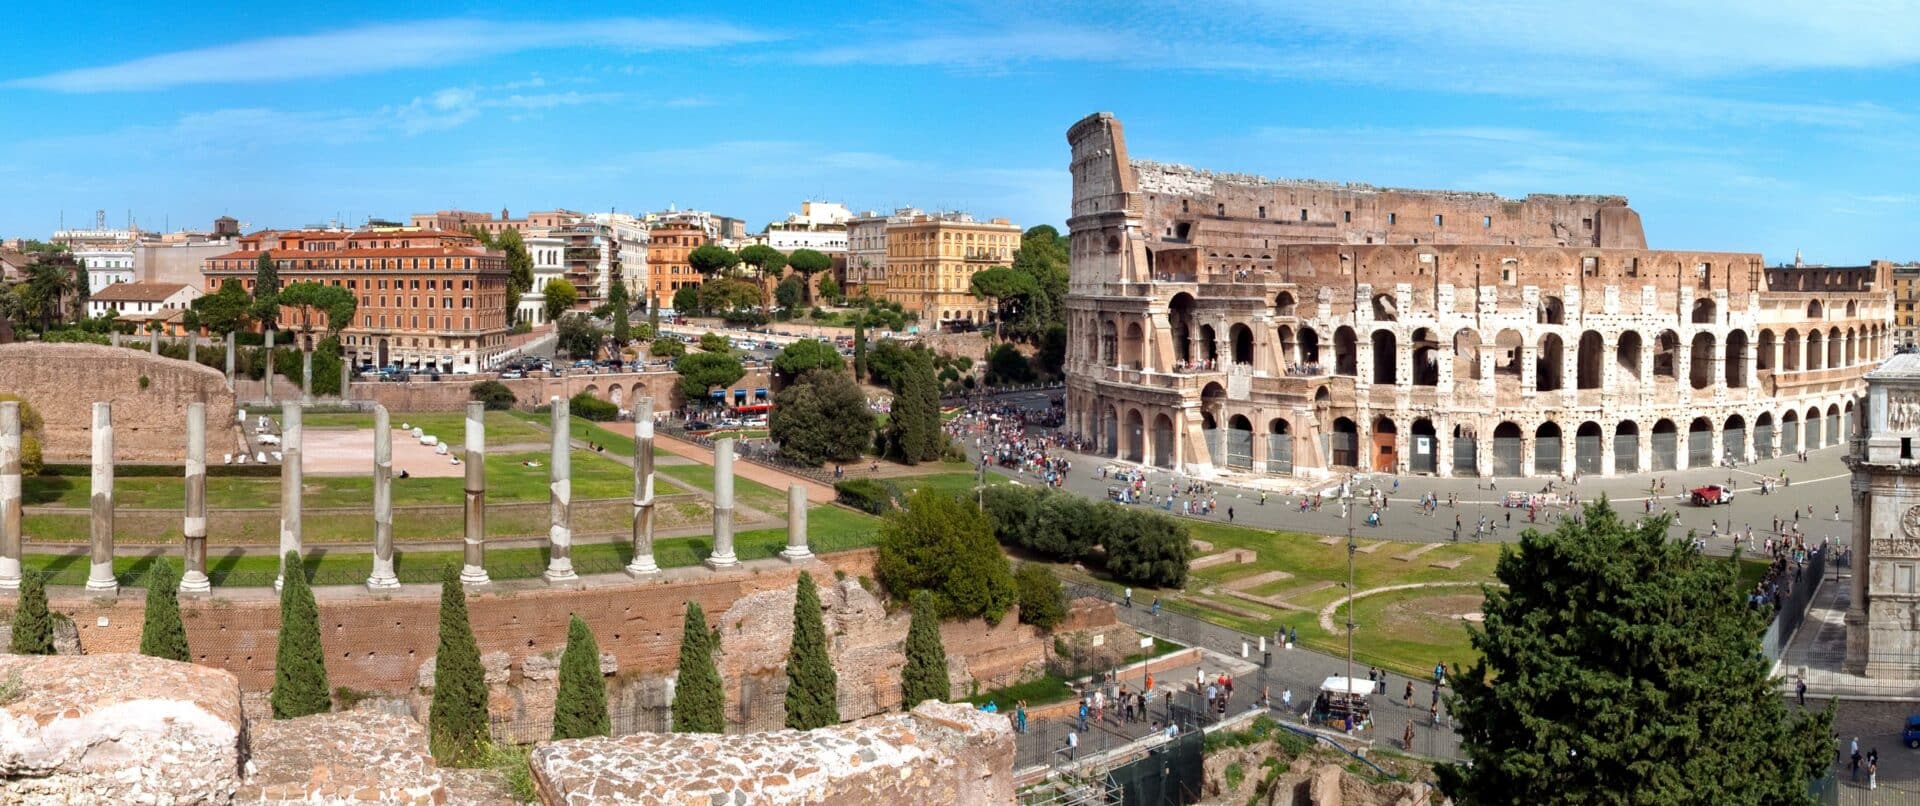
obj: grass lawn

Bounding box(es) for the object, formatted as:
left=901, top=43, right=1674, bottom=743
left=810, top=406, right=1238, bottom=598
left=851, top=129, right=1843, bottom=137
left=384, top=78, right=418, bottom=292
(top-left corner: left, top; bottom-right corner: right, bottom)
left=502, top=411, right=672, bottom=460
left=19, top=503, right=879, bottom=588
left=302, top=410, right=549, bottom=444
left=656, top=463, right=788, bottom=514
left=894, top=471, right=1006, bottom=499
left=22, top=449, right=640, bottom=509
left=966, top=672, right=1075, bottom=708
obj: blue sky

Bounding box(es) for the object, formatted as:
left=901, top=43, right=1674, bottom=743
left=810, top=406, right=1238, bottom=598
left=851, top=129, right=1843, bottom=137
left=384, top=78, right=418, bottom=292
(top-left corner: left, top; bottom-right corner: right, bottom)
left=2, top=0, right=1917, bottom=263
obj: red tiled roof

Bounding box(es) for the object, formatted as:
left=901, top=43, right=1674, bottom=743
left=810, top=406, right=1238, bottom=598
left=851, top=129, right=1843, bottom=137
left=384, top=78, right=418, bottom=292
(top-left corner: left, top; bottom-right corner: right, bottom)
left=91, top=282, right=192, bottom=303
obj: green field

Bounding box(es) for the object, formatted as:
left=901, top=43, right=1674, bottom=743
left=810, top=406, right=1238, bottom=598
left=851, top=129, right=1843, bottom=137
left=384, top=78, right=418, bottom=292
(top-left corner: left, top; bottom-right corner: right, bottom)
left=302, top=410, right=549, bottom=444
left=23, top=449, right=644, bottom=509
left=19, top=503, right=880, bottom=588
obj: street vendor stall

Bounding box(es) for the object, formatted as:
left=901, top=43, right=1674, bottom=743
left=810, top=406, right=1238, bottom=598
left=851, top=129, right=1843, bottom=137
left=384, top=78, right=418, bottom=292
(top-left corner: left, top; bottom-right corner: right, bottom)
left=1309, top=676, right=1373, bottom=732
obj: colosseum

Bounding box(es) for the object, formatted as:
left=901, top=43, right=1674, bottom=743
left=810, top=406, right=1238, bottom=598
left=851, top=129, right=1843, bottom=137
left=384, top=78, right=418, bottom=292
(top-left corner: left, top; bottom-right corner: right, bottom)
left=1062, top=112, right=1892, bottom=479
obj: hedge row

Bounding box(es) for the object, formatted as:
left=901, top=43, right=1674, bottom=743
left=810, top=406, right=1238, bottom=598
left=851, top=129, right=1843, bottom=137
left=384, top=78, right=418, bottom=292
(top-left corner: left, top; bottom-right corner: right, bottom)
left=980, top=485, right=1192, bottom=588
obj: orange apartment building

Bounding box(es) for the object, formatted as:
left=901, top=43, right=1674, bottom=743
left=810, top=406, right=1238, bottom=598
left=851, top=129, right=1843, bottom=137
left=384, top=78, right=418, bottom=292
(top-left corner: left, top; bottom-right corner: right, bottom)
left=648, top=221, right=707, bottom=310
left=202, top=229, right=512, bottom=374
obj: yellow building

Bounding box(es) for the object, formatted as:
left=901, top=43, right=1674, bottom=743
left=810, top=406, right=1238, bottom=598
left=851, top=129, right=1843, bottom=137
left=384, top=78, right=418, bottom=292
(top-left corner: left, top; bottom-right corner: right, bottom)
left=883, top=213, right=1020, bottom=328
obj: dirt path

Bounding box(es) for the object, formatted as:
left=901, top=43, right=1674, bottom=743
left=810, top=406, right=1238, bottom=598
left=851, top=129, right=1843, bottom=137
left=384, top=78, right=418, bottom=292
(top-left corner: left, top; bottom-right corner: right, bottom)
left=1317, top=581, right=1493, bottom=634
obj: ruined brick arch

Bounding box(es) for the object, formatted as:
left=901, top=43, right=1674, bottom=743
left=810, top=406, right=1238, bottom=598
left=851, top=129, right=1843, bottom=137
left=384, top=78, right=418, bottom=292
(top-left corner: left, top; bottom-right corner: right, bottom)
left=1451, top=328, right=1481, bottom=381
left=1537, top=295, right=1565, bottom=325
left=1196, top=323, right=1218, bottom=363
left=1409, top=328, right=1439, bottom=386
left=1827, top=326, right=1843, bottom=368
left=1653, top=330, right=1681, bottom=379
left=631, top=383, right=648, bottom=410
left=1229, top=323, right=1254, bottom=365
left=1576, top=330, right=1605, bottom=390
left=1756, top=329, right=1777, bottom=371
left=1688, top=332, right=1717, bottom=389
left=582, top=384, right=601, bottom=400
left=1615, top=330, right=1644, bottom=381
left=1535, top=332, right=1565, bottom=391
left=1808, top=299, right=1824, bottom=319
left=1371, top=329, right=1398, bottom=384
left=1334, top=326, right=1358, bottom=376
left=1493, top=328, right=1524, bottom=378
left=1724, top=330, right=1750, bottom=388
left=1274, top=290, right=1297, bottom=317
left=609, top=384, right=624, bottom=409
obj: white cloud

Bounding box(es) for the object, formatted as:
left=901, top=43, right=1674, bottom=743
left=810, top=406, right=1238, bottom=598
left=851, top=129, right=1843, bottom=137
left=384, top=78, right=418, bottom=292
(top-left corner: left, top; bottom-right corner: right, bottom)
left=7, top=18, right=773, bottom=92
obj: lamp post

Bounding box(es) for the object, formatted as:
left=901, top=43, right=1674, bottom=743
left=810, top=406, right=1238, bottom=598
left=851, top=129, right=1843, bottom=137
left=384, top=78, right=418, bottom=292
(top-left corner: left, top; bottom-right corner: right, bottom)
left=1344, top=477, right=1357, bottom=719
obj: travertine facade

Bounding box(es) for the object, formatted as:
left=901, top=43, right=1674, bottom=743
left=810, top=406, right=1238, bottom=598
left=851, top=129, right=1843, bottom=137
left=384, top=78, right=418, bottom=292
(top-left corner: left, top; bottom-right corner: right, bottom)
left=1848, top=353, right=1920, bottom=676
left=1064, top=113, right=1891, bottom=478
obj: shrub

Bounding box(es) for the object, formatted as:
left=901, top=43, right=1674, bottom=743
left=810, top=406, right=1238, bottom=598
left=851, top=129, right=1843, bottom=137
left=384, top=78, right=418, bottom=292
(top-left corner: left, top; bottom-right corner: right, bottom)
left=1013, top=564, right=1067, bottom=630
left=8, top=571, right=53, bottom=655
left=650, top=337, right=686, bottom=359
left=429, top=568, right=490, bottom=766
left=469, top=380, right=517, bottom=411
left=834, top=478, right=898, bottom=515
left=568, top=393, right=618, bottom=422
left=900, top=591, right=950, bottom=708
left=876, top=489, right=1014, bottom=624
left=1103, top=508, right=1194, bottom=588
left=551, top=615, right=611, bottom=740
left=138, top=558, right=190, bottom=661
left=771, top=370, right=873, bottom=467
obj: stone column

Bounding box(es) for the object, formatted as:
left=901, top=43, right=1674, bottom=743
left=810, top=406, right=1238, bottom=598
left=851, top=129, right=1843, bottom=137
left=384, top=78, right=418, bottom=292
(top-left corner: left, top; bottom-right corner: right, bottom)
left=0, top=402, right=21, bottom=589
left=180, top=402, right=210, bottom=594
left=367, top=405, right=399, bottom=590
left=301, top=349, right=314, bottom=404
left=263, top=329, right=276, bottom=403
left=150, top=331, right=160, bottom=356
left=781, top=483, right=812, bottom=562
left=224, top=331, right=236, bottom=389
left=111, top=332, right=121, bottom=349
left=544, top=396, right=577, bottom=582
left=707, top=437, right=739, bottom=569
left=626, top=398, right=660, bottom=576
left=187, top=333, right=198, bottom=365
left=461, top=401, right=490, bottom=586
left=276, top=402, right=301, bottom=591
left=339, top=360, right=351, bottom=403
left=87, top=402, right=118, bottom=593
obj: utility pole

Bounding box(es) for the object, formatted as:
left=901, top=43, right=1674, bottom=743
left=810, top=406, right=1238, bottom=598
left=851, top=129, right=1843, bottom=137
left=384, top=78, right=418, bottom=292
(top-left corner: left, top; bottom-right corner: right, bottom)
left=1345, top=477, right=1356, bottom=713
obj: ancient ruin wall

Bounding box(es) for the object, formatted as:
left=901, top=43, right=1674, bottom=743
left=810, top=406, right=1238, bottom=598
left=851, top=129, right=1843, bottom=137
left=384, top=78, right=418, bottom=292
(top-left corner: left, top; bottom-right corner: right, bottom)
left=0, top=343, right=243, bottom=462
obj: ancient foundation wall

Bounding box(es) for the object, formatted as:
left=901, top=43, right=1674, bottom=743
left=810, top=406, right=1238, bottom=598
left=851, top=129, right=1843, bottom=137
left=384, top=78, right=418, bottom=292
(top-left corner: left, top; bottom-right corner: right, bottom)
left=346, top=366, right=774, bottom=412
left=0, top=343, right=243, bottom=462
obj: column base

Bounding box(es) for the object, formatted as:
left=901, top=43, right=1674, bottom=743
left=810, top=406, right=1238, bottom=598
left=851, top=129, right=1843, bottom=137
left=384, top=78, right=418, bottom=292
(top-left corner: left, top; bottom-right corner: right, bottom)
left=85, top=580, right=119, bottom=595
left=625, top=557, right=660, bottom=576
left=366, top=574, right=401, bottom=591
left=780, top=547, right=814, bottom=563
left=459, top=566, right=491, bottom=586
left=705, top=552, right=739, bottom=570
left=179, top=571, right=211, bottom=594
left=544, top=563, right=579, bottom=584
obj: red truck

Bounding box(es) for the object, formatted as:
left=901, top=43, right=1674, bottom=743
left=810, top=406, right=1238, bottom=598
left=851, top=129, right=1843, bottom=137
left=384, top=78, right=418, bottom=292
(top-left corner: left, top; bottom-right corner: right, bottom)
left=1690, top=484, right=1736, bottom=506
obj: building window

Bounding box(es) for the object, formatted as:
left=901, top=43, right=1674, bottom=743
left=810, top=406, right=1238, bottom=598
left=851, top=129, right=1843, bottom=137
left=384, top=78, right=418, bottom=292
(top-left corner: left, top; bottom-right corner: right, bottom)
left=1433, top=214, right=1444, bottom=227
left=1216, top=203, right=1226, bottom=216
left=1482, top=215, right=1493, bottom=228
left=1387, top=213, right=1397, bottom=226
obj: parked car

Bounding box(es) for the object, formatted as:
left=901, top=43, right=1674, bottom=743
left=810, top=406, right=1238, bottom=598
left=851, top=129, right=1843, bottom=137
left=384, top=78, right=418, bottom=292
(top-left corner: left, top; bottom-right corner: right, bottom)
left=1906, top=714, right=1920, bottom=749
left=1689, top=484, right=1736, bottom=506
left=499, top=370, right=524, bottom=380
left=685, top=420, right=713, bottom=431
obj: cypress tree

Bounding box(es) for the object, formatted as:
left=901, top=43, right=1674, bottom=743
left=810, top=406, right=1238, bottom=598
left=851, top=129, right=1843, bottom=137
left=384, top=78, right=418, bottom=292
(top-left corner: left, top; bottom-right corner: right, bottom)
left=270, top=551, right=330, bottom=719
left=551, top=614, right=611, bottom=740
left=9, top=570, right=53, bottom=655
left=138, top=558, right=190, bottom=662
left=429, top=567, right=490, bottom=766
left=899, top=590, right=950, bottom=709
left=887, top=349, right=942, bottom=464
left=783, top=573, right=839, bottom=730
left=671, top=601, right=725, bottom=733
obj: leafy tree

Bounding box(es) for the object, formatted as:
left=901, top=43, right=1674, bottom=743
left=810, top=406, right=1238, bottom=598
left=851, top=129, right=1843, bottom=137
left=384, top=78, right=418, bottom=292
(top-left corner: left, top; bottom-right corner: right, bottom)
left=0, top=394, right=46, bottom=477
left=883, top=347, right=943, bottom=464
left=1102, top=507, right=1192, bottom=588
left=9, top=570, right=53, bottom=655
left=688, top=244, right=741, bottom=278
left=551, top=615, right=611, bottom=740
left=772, top=339, right=843, bottom=382
left=739, top=243, right=787, bottom=277
left=771, top=369, right=873, bottom=466
left=985, top=343, right=1036, bottom=385
left=469, top=380, right=517, bottom=410
left=647, top=303, right=660, bottom=335
left=139, top=558, right=191, bottom=661
left=774, top=275, right=805, bottom=311
left=23, top=261, right=76, bottom=331
left=698, top=278, right=761, bottom=314
left=853, top=322, right=866, bottom=380
left=569, top=392, right=618, bottom=421
left=876, top=489, right=1014, bottom=624
left=785, top=249, right=831, bottom=302
left=672, top=601, right=725, bottom=733
left=1438, top=502, right=1832, bottom=805
left=542, top=278, right=578, bottom=324
left=865, top=340, right=911, bottom=388
left=271, top=551, right=331, bottom=719
left=900, top=590, right=950, bottom=708
left=608, top=278, right=632, bottom=348
left=698, top=332, right=731, bottom=353
left=191, top=280, right=252, bottom=337
left=817, top=276, right=842, bottom=304
left=1013, top=564, right=1067, bottom=630
left=429, top=568, right=490, bottom=766
left=1038, top=324, right=1068, bottom=377
left=676, top=351, right=745, bottom=401
left=278, top=281, right=356, bottom=350
left=251, top=251, right=282, bottom=330
left=671, top=285, right=701, bottom=316
left=970, top=266, right=1038, bottom=339
left=650, top=337, right=686, bottom=359
left=784, top=574, right=839, bottom=730
left=555, top=313, right=603, bottom=359
left=496, top=228, right=534, bottom=324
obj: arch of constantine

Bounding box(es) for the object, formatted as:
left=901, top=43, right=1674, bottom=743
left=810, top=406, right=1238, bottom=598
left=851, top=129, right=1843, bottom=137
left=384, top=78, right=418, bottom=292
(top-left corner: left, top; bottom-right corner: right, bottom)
left=1063, top=112, right=1890, bottom=479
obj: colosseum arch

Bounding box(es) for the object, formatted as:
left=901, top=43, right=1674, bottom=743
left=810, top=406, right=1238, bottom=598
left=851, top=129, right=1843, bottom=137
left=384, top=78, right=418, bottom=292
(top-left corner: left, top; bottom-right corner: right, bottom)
left=1371, top=294, right=1398, bottom=323
left=1538, top=295, right=1565, bottom=325
left=1411, top=328, right=1439, bottom=385
left=1689, top=333, right=1716, bottom=389
left=1299, top=327, right=1321, bottom=366
left=1827, top=326, right=1842, bottom=368
left=1686, top=417, right=1713, bottom=467
left=1275, top=291, right=1297, bottom=317
left=1575, top=421, right=1603, bottom=475
left=1410, top=418, right=1437, bottom=474
left=1099, top=320, right=1118, bottom=365
left=1372, top=330, right=1398, bottom=384
left=1806, top=406, right=1825, bottom=448
left=1330, top=417, right=1359, bottom=467
left=1576, top=331, right=1605, bottom=390
left=1169, top=293, right=1196, bottom=363
left=1615, top=331, right=1644, bottom=382
left=1536, top=333, right=1565, bottom=392
left=1724, top=330, right=1749, bottom=388
left=1781, top=409, right=1800, bottom=454
left=1495, top=329, right=1524, bottom=378
left=1785, top=329, right=1803, bottom=371
left=1121, top=322, right=1145, bottom=368
left=1230, top=324, right=1254, bottom=365
left=1653, top=331, right=1680, bottom=380
left=1452, top=328, right=1481, bottom=381
left=1724, top=414, right=1747, bottom=463
left=1808, top=299, right=1824, bottom=319
left=1266, top=417, right=1292, bottom=474
left=1197, top=324, right=1218, bottom=363
left=1335, top=327, right=1358, bottom=376
left=1847, top=300, right=1859, bottom=319
left=1492, top=421, right=1524, bottom=476
left=1757, top=329, right=1776, bottom=371
left=1276, top=325, right=1296, bottom=370
left=1152, top=413, right=1176, bottom=468
left=1754, top=412, right=1776, bottom=458
left=1223, top=414, right=1255, bottom=469
left=1844, top=326, right=1857, bottom=366
left=1845, top=399, right=1858, bottom=439
left=1651, top=419, right=1679, bottom=471
left=1614, top=421, right=1641, bottom=474
left=1124, top=408, right=1145, bottom=462
left=1535, top=422, right=1563, bottom=476
left=1372, top=416, right=1398, bottom=472
left=1828, top=403, right=1843, bottom=444
left=1690, top=298, right=1717, bottom=325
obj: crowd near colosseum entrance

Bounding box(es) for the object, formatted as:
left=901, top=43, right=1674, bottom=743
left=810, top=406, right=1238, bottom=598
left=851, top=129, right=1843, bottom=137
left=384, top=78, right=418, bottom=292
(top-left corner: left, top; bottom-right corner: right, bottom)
left=1062, top=113, right=1889, bottom=480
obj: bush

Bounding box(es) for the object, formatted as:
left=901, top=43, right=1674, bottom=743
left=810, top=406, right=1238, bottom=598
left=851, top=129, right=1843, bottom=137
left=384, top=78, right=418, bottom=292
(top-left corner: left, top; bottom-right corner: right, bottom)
left=650, top=337, right=686, bottom=359
left=834, top=478, right=898, bottom=514
left=984, top=342, right=1036, bottom=385
left=569, top=393, right=618, bottom=422
left=771, top=370, right=873, bottom=467
left=8, top=571, right=53, bottom=655
left=139, top=558, right=190, bottom=661
left=671, top=601, right=725, bottom=733
left=1103, top=508, right=1193, bottom=588
left=698, top=332, right=730, bottom=353
left=983, top=486, right=1190, bottom=587
left=551, top=615, right=611, bottom=740
left=876, top=489, right=1015, bottom=624
left=469, top=380, right=517, bottom=411
left=900, top=591, right=949, bottom=708
left=1013, top=564, right=1066, bottom=630
left=271, top=551, right=331, bottom=719
left=429, top=568, right=490, bottom=766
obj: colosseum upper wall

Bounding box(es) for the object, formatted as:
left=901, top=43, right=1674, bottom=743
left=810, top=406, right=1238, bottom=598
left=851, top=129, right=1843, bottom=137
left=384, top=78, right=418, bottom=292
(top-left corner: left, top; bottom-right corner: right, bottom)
left=1062, top=112, right=1891, bottom=480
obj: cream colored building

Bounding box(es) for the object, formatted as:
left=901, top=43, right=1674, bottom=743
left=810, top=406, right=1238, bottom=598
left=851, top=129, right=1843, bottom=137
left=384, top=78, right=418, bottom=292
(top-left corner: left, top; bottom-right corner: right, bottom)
left=883, top=212, right=1019, bottom=327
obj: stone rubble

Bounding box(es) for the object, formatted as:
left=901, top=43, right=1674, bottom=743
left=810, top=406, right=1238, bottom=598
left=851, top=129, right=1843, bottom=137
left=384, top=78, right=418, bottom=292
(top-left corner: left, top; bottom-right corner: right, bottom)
left=240, top=710, right=449, bottom=805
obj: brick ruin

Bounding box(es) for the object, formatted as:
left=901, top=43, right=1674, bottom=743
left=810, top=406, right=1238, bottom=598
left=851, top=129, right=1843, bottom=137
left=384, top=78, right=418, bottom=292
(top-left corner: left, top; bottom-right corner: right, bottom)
left=0, top=342, right=243, bottom=462
left=1064, top=112, right=1890, bottom=480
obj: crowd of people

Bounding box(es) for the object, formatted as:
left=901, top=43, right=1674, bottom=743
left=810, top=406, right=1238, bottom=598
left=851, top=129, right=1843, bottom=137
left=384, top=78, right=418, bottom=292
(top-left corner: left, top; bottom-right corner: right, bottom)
left=953, top=399, right=1075, bottom=487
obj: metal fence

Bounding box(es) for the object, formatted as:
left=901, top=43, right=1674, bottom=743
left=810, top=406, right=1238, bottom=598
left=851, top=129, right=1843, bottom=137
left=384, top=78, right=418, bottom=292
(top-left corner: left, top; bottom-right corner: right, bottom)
left=1761, top=545, right=1829, bottom=662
